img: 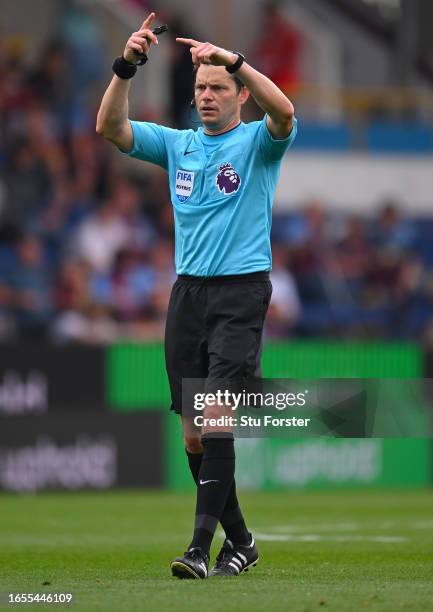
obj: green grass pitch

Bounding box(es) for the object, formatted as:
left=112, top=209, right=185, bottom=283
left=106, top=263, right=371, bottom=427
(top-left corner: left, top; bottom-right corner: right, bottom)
left=1, top=490, right=432, bottom=612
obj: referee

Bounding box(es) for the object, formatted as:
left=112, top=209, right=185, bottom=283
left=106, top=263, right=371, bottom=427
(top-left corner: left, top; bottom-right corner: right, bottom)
left=96, top=11, right=297, bottom=579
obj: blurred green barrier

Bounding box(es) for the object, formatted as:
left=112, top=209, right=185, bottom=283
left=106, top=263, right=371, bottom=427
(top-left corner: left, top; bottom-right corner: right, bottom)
left=234, top=438, right=432, bottom=490
left=107, top=342, right=170, bottom=410
left=107, top=341, right=422, bottom=411
left=106, top=341, right=431, bottom=489
left=165, top=426, right=432, bottom=491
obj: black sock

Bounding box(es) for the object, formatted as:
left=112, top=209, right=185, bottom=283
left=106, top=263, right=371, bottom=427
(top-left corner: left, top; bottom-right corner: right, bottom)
left=188, top=437, right=235, bottom=557
left=186, top=448, right=250, bottom=545
left=219, top=479, right=250, bottom=545
left=186, top=449, right=202, bottom=484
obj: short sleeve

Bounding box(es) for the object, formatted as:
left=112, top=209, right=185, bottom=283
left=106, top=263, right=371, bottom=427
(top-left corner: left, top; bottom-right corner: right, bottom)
left=120, top=120, right=169, bottom=169
left=258, top=115, right=298, bottom=162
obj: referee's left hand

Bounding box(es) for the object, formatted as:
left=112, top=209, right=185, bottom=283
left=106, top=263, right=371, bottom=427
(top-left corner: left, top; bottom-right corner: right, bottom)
left=176, top=38, right=237, bottom=69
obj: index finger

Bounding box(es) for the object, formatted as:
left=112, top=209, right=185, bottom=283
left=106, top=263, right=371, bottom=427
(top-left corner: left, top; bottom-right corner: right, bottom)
left=141, top=12, right=155, bottom=29
left=176, top=37, right=201, bottom=48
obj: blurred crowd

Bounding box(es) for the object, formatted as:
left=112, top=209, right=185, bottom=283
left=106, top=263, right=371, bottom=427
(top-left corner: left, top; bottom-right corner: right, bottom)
left=269, top=202, right=433, bottom=342
left=1, top=9, right=433, bottom=345
left=0, top=32, right=176, bottom=343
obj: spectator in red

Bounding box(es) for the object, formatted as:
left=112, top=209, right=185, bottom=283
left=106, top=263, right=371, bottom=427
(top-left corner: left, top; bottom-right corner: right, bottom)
left=253, top=0, right=303, bottom=94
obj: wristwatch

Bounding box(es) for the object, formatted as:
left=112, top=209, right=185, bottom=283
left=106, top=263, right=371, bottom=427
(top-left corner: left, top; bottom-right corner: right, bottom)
left=226, top=52, right=245, bottom=74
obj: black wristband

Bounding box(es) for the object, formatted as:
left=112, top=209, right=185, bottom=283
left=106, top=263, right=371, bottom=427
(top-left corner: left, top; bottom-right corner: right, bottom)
left=226, top=52, right=245, bottom=74
left=112, top=56, right=138, bottom=79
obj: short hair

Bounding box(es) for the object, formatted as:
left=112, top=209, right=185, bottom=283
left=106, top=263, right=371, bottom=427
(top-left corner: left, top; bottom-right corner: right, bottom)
left=193, top=65, right=244, bottom=94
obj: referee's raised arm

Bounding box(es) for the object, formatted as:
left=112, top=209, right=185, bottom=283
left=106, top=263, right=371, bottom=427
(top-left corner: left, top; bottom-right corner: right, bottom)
left=96, top=12, right=159, bottom=151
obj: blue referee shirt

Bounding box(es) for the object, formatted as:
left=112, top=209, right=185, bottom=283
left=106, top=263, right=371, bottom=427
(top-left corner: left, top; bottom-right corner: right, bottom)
left=123, top=115, right=297, bottom=276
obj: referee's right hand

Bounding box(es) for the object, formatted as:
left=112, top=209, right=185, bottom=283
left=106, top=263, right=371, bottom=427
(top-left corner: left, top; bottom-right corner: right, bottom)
left=123, top=12, right=159, bottom=63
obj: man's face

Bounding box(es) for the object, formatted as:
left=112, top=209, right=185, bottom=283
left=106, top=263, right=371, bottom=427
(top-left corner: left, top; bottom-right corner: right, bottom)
left=194, top=65, right=245, bottom=131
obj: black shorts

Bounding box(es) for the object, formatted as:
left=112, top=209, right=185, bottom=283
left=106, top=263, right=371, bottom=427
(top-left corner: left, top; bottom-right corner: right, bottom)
left=164, top=272, right=272, bottom=414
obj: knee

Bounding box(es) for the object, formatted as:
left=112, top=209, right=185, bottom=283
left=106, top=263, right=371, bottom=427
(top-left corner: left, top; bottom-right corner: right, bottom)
left=184, top=436, right=203, bottom=454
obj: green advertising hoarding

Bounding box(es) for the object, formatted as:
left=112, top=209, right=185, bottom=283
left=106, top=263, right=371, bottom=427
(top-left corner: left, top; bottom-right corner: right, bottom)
left=166, top=434, right=431, bottom=491
left=107, top=343, right=170, bottom=410
left=107, top=341, right=431, bottom=490
left=107, top=341, right=422, bottom=410
left=234, top=438, right=431, bottom=490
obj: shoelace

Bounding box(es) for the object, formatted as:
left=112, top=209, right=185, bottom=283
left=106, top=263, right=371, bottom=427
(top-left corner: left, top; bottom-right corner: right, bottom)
left=185, top=548, right=207, bottom=563
left=215, top=541, right=234, bottom=567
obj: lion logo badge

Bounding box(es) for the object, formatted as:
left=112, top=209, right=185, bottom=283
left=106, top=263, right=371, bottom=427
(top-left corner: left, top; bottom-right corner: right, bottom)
left=216, top=163, right=241, bottom=195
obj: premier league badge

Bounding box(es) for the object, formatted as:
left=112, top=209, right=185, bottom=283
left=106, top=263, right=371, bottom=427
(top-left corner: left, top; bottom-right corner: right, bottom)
left=216, top=162, right=241, bottom=196
left=175, top=169, right=195, bottom=202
